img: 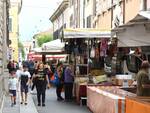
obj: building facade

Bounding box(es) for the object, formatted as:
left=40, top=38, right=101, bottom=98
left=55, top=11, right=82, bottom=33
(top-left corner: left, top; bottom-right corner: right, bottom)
left=0, top=0, right=10, bottom=110
left=9, top=0, right=22, bottom=62
left=50, top=0, right=69, bottom=40
left=51, top=0, right=150, bottom=42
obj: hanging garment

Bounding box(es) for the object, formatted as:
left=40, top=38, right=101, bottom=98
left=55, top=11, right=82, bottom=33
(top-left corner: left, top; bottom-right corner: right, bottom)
left=100, top=39, right=108, bottom=57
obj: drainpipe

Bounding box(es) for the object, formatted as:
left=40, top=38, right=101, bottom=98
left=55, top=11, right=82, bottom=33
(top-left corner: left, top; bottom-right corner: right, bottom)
left=140, top=0, right=147, bottom=11
left=123, top=0, right=125, bottom=24
left=83, top=0, right=85, bottom=28
left=111, top=0, right=113, bottom=28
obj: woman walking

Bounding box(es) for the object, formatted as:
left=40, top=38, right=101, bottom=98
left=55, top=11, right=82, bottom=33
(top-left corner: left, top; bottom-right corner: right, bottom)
left=33, top=63, right=50, bottom=106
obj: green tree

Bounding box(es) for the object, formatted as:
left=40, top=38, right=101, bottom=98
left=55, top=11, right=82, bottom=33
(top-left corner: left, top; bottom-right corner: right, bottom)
left=18, top=41, right=25, bottom=59
left=36, top=34, right=53, bottom=47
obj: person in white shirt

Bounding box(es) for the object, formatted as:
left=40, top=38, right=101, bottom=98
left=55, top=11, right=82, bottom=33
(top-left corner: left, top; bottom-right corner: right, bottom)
left=8, top=69, right=18, bottom=107
left=18, top=65, right=31, bottom=105
left=16, top=66, right=22, bottom=80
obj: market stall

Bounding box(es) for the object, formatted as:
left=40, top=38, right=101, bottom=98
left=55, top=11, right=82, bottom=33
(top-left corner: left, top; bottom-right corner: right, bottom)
left=33, top=39, right=67, bottom=63
left=63, top=28, right=114, bottom=104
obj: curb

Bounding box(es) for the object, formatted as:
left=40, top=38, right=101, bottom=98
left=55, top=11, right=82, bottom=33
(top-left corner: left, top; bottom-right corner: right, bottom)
left=0, top=94, right=5, bottom=113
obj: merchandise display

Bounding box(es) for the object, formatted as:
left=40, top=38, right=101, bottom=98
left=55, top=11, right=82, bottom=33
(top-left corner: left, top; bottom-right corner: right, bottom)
left=90, top=69, right=105, bottom=76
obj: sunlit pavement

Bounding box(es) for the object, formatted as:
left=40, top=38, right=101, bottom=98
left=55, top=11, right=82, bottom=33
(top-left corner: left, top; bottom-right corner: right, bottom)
left=32, top=88, right=91, bottom=113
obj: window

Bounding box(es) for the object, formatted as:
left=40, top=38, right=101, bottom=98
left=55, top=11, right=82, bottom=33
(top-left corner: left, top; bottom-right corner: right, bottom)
left=9, top=18, right=12, bottom=32
left=70, top=15, right=73, bottom=27
left=87, top=15, right=91, bottom=28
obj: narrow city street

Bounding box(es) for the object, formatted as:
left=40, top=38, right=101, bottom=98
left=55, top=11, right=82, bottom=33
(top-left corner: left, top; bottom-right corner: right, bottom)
left=1, top=0, right=150, bottom=113
left=32, top=88, right=91, bottom=113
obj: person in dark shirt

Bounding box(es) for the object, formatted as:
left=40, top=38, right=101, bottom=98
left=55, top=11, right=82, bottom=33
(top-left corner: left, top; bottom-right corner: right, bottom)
left=18, top=65, right=31, bottom=105
left=137, top=60, right=150, bottom=96
left=33, top=63, right=50, bottom=106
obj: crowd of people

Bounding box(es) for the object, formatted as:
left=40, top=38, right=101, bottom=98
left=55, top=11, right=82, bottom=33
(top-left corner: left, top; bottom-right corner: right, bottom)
left=7, top=59, right=74, bottom=107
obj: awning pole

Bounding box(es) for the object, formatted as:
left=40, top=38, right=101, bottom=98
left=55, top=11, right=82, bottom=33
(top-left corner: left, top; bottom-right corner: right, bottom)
left=87, top=39, right=90, bottom=75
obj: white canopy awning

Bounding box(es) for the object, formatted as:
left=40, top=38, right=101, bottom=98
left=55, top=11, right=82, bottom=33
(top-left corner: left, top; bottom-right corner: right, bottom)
left=112, top=11, right=150, bottom=47
left=117, top=24, right=150, bottom=47
left=32, top=47, right=42, bottom=53
left=42, top=39, right=65, bottom=52
left=64, top=28, right=113, bottom=39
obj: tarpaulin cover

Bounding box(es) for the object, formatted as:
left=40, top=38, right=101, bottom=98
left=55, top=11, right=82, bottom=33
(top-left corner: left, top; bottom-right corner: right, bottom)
left=42, top=39, right=65, bottom=52
left=87, top=86, right=136, bottom=113
left=126, top=97, right=150, bottom=113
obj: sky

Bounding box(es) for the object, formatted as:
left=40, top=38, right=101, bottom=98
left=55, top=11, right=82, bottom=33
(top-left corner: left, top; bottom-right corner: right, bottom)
left=19, top=0, right=62, bottom=41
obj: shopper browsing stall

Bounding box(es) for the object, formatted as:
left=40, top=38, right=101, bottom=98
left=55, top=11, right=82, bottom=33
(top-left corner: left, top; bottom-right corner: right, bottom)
left=64, top=62, right=74, bottom=101
left=55, top=62, right=64, bottom=101
left=137, top=60, right=150, bottom=96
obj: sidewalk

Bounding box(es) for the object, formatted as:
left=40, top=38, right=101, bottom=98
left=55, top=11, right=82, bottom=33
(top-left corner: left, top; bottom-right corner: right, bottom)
left=1, top=69, right=38, bottom=113
left=2, top=92, right=38, bottom=113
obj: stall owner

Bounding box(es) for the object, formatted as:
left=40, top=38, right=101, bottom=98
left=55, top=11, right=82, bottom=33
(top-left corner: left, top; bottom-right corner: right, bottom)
left=137, top=60, right=150, bottom=96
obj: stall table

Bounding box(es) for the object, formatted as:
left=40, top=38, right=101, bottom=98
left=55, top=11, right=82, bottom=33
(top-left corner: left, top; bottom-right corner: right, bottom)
left=87, top=86, right=136, bottom=113
left=126, top=97, right=150, bottom=113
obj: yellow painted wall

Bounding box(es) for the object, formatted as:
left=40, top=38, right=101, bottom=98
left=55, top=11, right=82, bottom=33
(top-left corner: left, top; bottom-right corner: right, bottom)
left=97, top=10, right=112, bottom=30
left=9, top=5, right=19, bottom=62
left=125, top=0, right=140, bottom=23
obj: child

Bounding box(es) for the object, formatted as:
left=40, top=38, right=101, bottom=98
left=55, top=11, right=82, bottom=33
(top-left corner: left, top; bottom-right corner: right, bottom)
left=18, top=65, right=31, bottom=105
left=8, top=69, right=18, bottom=107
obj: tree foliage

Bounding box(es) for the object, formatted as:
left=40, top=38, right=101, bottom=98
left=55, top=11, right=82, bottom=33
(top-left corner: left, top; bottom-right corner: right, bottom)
left=36, top=34, right=53, bottom=47
left=18, top=41, right=25, bottom=59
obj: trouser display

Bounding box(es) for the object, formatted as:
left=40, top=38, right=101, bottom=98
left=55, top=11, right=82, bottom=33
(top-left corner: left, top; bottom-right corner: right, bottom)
left=56, top=84, right=63, bottom=99
left=36, top=83, right=46, bottom=104
left=64, top=83, right=73, bottom=100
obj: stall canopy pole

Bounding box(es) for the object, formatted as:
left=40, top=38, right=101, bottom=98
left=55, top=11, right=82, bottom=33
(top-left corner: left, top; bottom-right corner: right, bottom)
left=42, top=54, right=46, bottom=63
left=87, top=39, right=90, bottom=75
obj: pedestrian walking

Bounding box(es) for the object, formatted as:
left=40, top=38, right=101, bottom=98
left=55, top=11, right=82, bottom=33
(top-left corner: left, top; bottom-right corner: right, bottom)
left=33, top=63, right=50, bottom=106
left=18, top=65, right=31, bottom=105
left=31, top=61, right=39, bottom=92
left=64, top=62, right=74, bottom=101
left=7, top=60, right=14, bottom=73
left=137, top=60, right=150, bottom=96
left=8, top=69, right=18, bottom=107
